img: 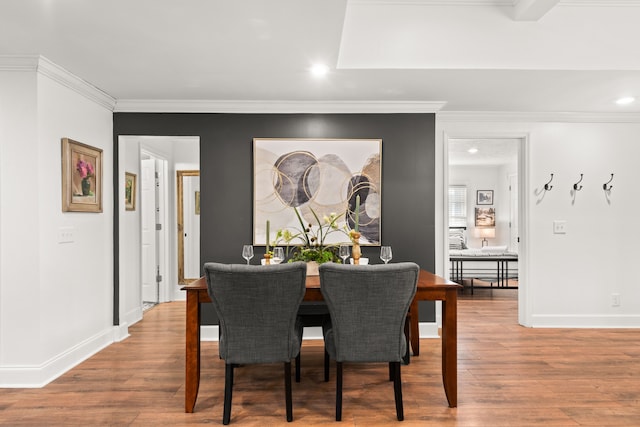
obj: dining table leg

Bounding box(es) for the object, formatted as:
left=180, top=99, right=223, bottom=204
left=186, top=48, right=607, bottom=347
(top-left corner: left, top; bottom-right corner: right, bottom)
left=441, top=291, right=458, bottom=407
left=410, top=300, right=420, bottom=356
left=185, top=290, right=202, bottom=413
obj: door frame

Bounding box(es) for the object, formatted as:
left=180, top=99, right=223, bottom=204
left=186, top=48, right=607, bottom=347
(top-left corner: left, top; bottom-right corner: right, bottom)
left=441, top=131, right=531, bottom=326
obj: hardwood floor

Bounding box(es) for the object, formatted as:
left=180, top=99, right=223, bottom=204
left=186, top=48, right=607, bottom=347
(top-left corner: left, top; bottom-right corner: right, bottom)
left=2, top=291, right=640, bottom=426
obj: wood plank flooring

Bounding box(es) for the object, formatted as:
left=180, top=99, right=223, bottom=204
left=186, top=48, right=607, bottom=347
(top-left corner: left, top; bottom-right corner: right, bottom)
left=1, top=289, right=639, bottom=426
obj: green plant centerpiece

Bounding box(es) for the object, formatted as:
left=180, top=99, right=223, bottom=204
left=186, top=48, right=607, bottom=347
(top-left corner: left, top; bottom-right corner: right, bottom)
left=275, top=206, right=347, bottom=265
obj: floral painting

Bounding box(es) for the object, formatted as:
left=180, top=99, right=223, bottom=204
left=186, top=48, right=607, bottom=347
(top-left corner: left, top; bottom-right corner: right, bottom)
left=61, top=138, right=103, bottom=212
left=253, top=138, right=382, bottom=247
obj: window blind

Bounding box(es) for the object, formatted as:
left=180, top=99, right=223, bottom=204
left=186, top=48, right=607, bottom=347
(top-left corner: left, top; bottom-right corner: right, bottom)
left=448, top=186, right=467, bottom=228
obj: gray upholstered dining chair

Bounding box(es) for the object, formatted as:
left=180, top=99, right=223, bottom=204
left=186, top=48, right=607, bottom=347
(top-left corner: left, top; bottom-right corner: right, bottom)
left=319, top=262, right=419, bottom=421
left=203, top=261, right=307, bottom=425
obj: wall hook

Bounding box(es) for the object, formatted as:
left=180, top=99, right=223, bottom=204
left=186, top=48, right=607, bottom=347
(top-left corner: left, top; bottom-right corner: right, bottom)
left=544, top=173, right=554, bottom=191
left=573, top=174, right=584, bottom=191
left=603, top=173, right=614, bottom=191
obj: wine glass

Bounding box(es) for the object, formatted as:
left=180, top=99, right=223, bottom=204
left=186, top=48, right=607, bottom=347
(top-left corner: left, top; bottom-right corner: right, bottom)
left=380, top=246, right=392, bottom=264
left=339, top=244, right=350, bottom=264
left=242, top=245, right=254, bottom=265
left=272, top=247, right=284, bottom=264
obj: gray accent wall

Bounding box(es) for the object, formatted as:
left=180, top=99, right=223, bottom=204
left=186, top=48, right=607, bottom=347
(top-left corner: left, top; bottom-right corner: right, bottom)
left=113, top=113, right=436, bottom=323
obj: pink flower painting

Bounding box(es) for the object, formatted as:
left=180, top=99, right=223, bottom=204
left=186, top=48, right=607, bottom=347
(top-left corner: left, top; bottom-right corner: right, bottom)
left=76, top=159, right=95, bottom=179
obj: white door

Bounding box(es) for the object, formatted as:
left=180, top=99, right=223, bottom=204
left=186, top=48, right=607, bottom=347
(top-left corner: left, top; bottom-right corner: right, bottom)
left=154, top=158, right=167, bottom=302
left=141, top=159, right=158, bottom=303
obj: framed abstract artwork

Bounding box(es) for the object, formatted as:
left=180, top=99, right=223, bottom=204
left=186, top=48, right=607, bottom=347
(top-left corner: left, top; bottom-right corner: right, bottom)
left=125, top=172, right=137, bottom=211
left=61, top=138, right=103, bottom=212
left=253, top=138, right=382, bottom=246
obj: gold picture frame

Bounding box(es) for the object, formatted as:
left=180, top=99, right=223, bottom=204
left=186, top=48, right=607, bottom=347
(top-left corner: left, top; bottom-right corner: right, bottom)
left=125, top=172, right=137, bottom=211
left=61, top=138, right=103, bottom=212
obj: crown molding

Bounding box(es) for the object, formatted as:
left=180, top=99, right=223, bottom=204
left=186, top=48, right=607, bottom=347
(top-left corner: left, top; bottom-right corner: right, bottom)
left=0, top=55, right=39, bottom=71
left=350, top=0, right=640, bottom=5
left=437, top=111, right=640, bottom=123
left=0, top=55, right=116, bottom=111
left=37, top=57, right=116, bottom=110
left=113, top=99, right=447, bottom=114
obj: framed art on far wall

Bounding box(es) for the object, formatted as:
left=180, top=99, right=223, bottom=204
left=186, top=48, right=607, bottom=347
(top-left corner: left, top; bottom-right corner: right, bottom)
left=477, top=190, right=493, bottom=205
left=475, top=207, right=496, bottom=227
left=125, top=172, right=137, bottom=211
left=253, top=138, right=382, bottom=246
left=61, top=138, right=103, bottom=212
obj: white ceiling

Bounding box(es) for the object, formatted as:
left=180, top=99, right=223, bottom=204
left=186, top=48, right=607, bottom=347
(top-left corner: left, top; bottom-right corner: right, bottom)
left=448, top=138, right=520, bottom=166
left=2, top=0, right=640, bottom=114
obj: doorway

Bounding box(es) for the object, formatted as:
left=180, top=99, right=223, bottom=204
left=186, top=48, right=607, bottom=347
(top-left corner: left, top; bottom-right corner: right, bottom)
left=117, top=135, right=199, bottom=328
left=447, top=137, right=522, bottom=308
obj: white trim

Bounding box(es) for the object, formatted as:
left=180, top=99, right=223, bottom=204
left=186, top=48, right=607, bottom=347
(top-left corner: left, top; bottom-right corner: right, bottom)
left=112, top=324, right=131, bottom=342
left=201, top=325, right=219, bottom=341
left=440, top=130, right=531, bottom=326
left=349, top=0, right=640, bottom=6
left=122, top=305, right=143, bottom=329
left=531, top=314, right=640, bottom=328
left=302, top=323, right=440, bottom=340
left=114, top=99, right=446, bottom=114
left=419, top=321, right=440, bottom=338
left=302, top=327, right=324, bottom=340
left=0, top=327, right=117, bottom=388
left=0, top=55, right=116, bottom=110
left=200, top=323, right=439, bottom=342
left=437, top=111, right=640, bottom=123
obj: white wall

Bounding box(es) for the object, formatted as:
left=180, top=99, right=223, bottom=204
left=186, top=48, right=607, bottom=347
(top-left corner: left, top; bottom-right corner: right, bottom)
left=449, top=165, right=512, bottom=248
left=0, top=69, right=40, bottom=369
left=0, top=57, right=115, bottom=386
left=437, top=116, right=640, bottom=328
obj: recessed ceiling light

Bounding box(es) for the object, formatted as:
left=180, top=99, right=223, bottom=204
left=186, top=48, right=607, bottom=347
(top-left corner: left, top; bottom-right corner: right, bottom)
left=310, top=63, right=329, bottom=78
left=616, top=96, right=635, bottom=105
left=468, top=148, right=478, bottom=154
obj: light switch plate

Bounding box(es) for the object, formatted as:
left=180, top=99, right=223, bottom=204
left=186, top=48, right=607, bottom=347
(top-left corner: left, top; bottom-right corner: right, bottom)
left=553, top=220, right=567, bottom=234
left=58, top=226, right=74, bottom=243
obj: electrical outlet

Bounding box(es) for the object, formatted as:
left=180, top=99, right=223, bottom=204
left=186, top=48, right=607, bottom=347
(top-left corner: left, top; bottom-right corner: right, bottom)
left=553, top=220, right=567, bottom=234
left=58, top=226, right=74, bottom=243
left=611, top=293, right=620, bottom=307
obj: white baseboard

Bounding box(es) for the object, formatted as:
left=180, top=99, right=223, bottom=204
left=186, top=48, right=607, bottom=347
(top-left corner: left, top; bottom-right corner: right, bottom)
left=531, top=314, right=640, bottom=328
left=200, top=322, right=440, bottom=341
left=419, top=322, right=440, bottom=338
left=122, top=306, right=143, bottom=329
left=113, top=323, right=130, bottom=342
left=202, top=325, right=219, bottom=341
left=0, top=326, right=118, bottom=388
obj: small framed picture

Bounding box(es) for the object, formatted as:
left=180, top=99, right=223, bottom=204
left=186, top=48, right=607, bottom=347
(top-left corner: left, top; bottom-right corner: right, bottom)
left=125, top=172, right=137, bottom=211
left=477, top=190, right=493, bottom=205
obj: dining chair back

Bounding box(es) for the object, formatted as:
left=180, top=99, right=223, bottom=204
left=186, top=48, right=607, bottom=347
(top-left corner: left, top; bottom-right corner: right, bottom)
left=204, top=261, right=307, bottom=424
left=319, top=262, right=419, bottom=421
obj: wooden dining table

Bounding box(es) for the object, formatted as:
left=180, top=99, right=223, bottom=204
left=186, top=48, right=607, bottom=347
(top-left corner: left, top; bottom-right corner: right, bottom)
left=181, top=269, right=461, bottom=412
